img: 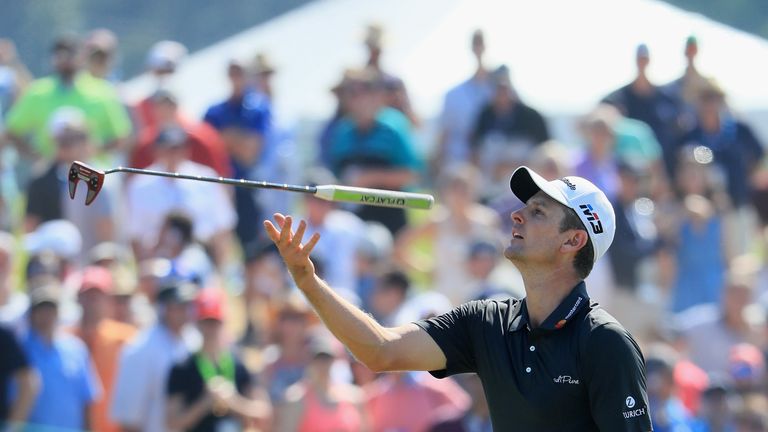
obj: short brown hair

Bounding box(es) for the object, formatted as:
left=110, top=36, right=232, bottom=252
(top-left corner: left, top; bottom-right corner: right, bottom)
left=559, top=207, right=594, bottom=279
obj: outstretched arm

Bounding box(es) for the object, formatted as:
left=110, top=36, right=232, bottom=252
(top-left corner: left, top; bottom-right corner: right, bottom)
left=263, top=213, right=446, bottom=372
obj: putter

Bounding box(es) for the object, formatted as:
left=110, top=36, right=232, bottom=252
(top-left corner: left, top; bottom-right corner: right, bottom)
left=68, top=161, right=434, bottom=210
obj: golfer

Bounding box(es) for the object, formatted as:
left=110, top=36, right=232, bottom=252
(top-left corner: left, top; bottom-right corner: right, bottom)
left=264, top=166, right=652, bottom=431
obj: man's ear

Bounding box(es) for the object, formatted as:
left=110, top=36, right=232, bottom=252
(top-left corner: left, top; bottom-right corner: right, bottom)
left=561, top=230, right=589, bottom=254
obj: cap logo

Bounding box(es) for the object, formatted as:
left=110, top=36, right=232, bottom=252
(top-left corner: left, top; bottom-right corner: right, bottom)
left=579, top=204, right=604, bottom=234
left=559, top=178, right=577, bottom=191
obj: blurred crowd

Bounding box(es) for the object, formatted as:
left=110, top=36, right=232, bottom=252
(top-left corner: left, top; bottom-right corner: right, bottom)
left=1, top=21, right=768, bottom=432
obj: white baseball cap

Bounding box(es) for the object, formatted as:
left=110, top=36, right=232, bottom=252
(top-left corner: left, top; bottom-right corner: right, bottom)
left=509, top=166, right=616, bottom=263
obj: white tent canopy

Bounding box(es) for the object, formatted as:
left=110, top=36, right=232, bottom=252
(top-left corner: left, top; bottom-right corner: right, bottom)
left=121, top=0, right=768, bottom=139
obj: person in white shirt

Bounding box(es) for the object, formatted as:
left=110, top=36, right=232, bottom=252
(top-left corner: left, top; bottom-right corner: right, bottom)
left=110, top=280, right=200, bottom=432
left=300, top=168, right=367, bottom=305
left=126, top=126, right=236, bottom=267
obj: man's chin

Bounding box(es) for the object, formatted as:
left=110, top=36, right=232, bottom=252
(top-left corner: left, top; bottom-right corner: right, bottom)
left=503, top=247, right=521, bottom=262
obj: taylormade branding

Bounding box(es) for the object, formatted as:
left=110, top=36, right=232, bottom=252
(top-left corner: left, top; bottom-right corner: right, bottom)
left=359, top=195, right=406, bottom=206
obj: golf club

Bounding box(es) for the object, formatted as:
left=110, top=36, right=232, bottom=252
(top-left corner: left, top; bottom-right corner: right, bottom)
left=68, top=161, right=435, bottom=210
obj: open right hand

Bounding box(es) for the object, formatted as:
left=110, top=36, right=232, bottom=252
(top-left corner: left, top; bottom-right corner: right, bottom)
left=263, top=213, right=321, bottom=286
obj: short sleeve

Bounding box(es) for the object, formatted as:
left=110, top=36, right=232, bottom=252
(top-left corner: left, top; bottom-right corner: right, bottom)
left=167, top=361, right=187, bottom=396
left=110, top=344, right=150, bottom=425
left=4, top=87, right=37, bottom=136
left=81, top=348, right=103, bottom=404
left=584, top=323, right=652, bottom=431
left=0, top=326, right=28, bottom=374
left=413, top=301, right=486, bottom=378
left=97, top=95, right=132, bottom=143
left=234, top=360, right=253, bottom=396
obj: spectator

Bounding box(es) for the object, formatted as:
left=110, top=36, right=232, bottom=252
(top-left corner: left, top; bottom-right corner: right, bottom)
left=130, top=89, right=230, bottom=176
left=733, top=393, right=768, bottom=432
left=674, top=266, right=765, bottom=377
left=690, top=380, right=735, bottom=432
left=167, top=288, right=270, bottom=431
left=251, top=53, right=276, bottom=101
left=0, top=324, right=37, bottom=430
left=395, top=164, right=500, bottom=305
left=4, top=34, right=131, bottom=160
left=126, top=125, right=236, bottom=266
left=319, top=70, right=356, bottom=168
left=327, top=68, right=421, bottom=235
left=471, top=65, right=550, bottom=199
left=665, top=35, right=709, bottom=129
left=354, top=221, right=394, bottom=311
left=465, top=238, right=508, bottom=301
left=110, top=265, right=140, bottom=327
left=83, top=28, right=119, bottom=81
left=0, top=38, right=32, bottom=119
left=728, top=343, right=766, bottom=395
left=660, top=147, right=733, bottom=313
left=261, top=294, right=314, bottom=404
left=433, top=29, right=494, bottom=172
left=133, top=40, right=187, bottom=132
left=362, top=23, right=418, bottom=125
left=274, top=334, right=366, bottom=432
left=24, top=106, right=117, bottom=255
left=153, top=212, right=215, bottom=287
left=677, top=80, right=764, bottom=212
left=203, top=58, right=271, bottom=252
left=575, top=111, right=622, bottom=200
left=111, top=280, right=200, bottom=432
left=365, top=371, right=470, bottom=432
left=23, top=282, right=102, bottom=431
left=23, top=219, right=83, bottom=270
left=0, top=232, right=27, bottom=329
left=606, top=163, right=664, bottom=338
left=645, top=344, right=696, bottom=432
left=429, top=373, right=492, bottom=432
left=369, top=270, right=411, bottom=326
left=71, top=266, right=137, bottom=432
left=602, top=44, right=682, bottom=178
left=300, top=168, right=367, bottom=304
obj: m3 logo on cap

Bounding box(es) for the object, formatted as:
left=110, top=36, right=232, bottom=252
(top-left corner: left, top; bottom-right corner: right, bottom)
left=579, top=204, right=604, bottom=234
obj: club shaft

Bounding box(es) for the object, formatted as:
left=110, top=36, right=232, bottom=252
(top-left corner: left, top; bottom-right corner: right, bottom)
left=106, top=166, right=317, bottom=194
left=104, top=166, right=434, bottom=209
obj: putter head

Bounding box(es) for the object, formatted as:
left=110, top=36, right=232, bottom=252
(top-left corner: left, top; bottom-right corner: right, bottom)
left=68, top=161, right=105, bottom=206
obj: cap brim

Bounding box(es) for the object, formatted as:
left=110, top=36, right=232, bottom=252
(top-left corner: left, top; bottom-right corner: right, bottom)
left=509, top=166, right=569, bottom=207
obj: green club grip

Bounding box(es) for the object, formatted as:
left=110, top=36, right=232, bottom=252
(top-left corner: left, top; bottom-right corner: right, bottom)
left=314, top=185, right=434, bottom=210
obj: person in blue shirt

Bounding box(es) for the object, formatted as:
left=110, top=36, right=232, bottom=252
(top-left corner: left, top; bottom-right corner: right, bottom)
left=327, top=68, right=422, bottom=235
left=23, top=282, right=101, bottom=431
left=203, top=59, right=271, bottom=252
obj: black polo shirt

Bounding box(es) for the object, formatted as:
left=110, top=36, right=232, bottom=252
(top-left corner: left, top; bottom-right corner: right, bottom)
left=415, top=282, right=652, bottom=431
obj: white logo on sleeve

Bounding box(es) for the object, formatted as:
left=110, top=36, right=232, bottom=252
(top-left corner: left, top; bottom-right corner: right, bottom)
left=622, top=395, right=646, bottom=419
left=625, top=396, right=635, bottom=408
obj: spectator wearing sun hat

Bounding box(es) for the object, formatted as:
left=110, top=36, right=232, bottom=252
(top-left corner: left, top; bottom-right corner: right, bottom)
left=71, top=266, right=136, bottom=432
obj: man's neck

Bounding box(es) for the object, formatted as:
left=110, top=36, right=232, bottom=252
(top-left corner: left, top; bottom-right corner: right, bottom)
left=80, top=314, right=104, bottom=331
left=520, top=265, right=581, bottom=328
left=632, top=74, right=653, bottom=94
left=200, top=342, right=223, bottom=360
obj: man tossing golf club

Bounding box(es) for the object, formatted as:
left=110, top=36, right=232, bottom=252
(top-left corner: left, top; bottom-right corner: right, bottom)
left=263, top=166, right=652, bottom=431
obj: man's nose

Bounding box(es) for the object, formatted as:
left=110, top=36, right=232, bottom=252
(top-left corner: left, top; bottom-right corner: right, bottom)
left=510, top=211, right=524, bottom=225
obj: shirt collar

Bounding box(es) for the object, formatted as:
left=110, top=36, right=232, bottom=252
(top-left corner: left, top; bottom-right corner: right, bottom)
left=508, top=282, right=590, bottom=333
